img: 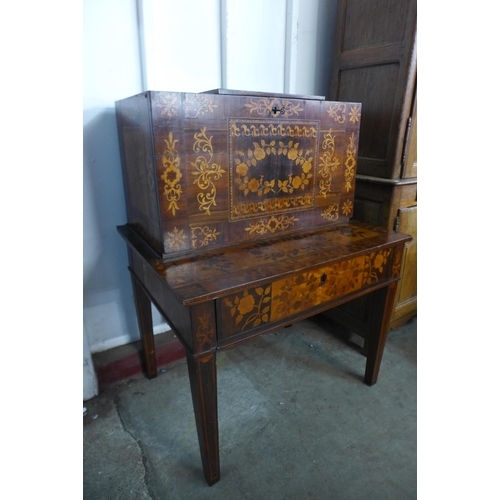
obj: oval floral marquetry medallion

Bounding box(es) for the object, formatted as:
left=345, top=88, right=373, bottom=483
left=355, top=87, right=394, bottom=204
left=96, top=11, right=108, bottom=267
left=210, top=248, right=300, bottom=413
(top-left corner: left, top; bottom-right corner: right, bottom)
left=229, top=119, right=319, bottom=221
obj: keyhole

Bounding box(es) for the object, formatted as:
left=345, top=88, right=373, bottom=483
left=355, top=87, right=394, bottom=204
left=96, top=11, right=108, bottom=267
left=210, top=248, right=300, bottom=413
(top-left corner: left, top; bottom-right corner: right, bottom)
left=320, top=273, right=327, bottom=285
left=272, top=105, right=285, bottom=115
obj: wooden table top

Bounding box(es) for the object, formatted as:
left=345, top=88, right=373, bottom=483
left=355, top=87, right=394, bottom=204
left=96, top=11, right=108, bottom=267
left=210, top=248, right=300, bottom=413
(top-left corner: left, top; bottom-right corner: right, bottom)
left=119, top=221, right=411, bottom=306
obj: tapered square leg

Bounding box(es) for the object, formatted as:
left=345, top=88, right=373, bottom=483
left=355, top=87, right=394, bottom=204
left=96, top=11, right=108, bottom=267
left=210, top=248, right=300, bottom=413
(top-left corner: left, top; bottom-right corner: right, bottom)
left=131, top=275, right=157, bottom=379
left=364, top=282, right=398, bottom=386
left=186, top=351, right=220, bottom=486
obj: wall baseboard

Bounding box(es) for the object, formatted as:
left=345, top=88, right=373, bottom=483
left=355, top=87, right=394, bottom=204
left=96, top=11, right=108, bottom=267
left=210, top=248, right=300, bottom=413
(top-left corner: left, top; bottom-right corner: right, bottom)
left=92, top=330, right=184, bottom=391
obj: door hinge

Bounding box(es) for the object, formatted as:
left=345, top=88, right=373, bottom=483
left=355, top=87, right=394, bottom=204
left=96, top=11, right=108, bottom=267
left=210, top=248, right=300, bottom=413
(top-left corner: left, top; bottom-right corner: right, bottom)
left=400, top=116, right=412, bottom=170
left=394, top=215, right=400, bottom=232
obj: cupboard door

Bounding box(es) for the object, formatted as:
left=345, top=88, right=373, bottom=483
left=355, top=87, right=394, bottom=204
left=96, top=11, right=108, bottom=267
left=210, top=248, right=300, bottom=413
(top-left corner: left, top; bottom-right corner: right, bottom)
left=329, top=0, right=417, bottom=179
left=393, top=205, right=417, bottom=319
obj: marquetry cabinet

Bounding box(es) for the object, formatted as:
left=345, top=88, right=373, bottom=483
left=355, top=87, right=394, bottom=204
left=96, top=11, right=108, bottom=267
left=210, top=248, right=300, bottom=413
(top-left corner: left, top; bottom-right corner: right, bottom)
left=328, top=0, right=417, bottom=328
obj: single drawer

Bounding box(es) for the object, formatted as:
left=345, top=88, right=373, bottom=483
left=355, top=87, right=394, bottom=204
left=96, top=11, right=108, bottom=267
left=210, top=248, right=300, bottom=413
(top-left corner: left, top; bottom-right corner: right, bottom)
left=218, top=247, right=394, bottom=339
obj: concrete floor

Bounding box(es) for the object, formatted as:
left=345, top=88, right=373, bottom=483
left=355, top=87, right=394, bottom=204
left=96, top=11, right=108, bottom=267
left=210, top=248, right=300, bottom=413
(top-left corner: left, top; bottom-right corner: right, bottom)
left=83, top=315, right=417, bottom=500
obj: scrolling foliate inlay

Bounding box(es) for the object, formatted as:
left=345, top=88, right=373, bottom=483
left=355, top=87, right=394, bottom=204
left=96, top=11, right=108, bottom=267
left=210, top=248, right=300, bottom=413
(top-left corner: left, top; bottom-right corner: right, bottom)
left=229, top=119, right=319, bottom=220
left=326, top=104, right=360, bottom=125
left=318, top=131, right=340, bottom=197
left=321, top=204, right=339, bottom=222
left=185, top=94, right=218, bottom=118
left=160, top=132, right=182, bottom=216
left=191, top=226, right=220, bottom=249
left=191, top=128, right=225, bottom=215
left=245, top=215, right=299, bottom=235
left=327, top=103, right=346, bottom=123
left=344, top=133, right=357, bottom=193
left=244, top=99, right=303, bottom=118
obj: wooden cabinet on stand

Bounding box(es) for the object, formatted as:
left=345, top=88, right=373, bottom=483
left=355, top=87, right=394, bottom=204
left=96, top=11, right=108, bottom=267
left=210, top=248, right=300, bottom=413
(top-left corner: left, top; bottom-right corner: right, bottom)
left=114, top=88, right=412, bottom=485
left=327, top=0, right=417, bottom=329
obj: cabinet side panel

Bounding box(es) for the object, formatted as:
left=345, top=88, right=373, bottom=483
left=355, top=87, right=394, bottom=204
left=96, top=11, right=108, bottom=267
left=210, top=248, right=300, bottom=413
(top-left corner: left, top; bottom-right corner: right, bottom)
left=116, top=94, right=163, bottom=254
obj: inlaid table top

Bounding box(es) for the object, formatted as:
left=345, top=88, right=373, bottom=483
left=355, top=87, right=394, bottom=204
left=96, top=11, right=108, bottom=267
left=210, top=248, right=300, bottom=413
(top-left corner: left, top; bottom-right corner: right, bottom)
left=119, top=220, right=408, bottom=306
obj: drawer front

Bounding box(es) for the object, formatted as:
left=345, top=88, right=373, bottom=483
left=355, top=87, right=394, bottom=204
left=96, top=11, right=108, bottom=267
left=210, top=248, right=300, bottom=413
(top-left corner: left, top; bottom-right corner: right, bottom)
left=400, top=183, right=417, bottom=208
left=218, top=248, right=393, bottom=338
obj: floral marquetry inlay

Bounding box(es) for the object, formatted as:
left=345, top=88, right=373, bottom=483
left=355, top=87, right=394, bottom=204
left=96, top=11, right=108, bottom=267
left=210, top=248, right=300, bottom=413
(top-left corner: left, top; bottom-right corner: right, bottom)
left=234, top=139, right=314, bottom=197
left=342, top=200, right=353, bottom=216
left=224, top=286, right=272, bottom=332
left=245, top=99, right=303, bottom=118
left=155, top=93, right=181, bottom=119
left=220, top=247, right=394, bottom=334
left=269, top=257, right=364, bottom=324
left=229, top=119, right=319, bottom=221
left=348, top=106, right=361, bottom=124
left=165, top=227, right=187, bottom=251
left=363, top=250, right=392, bottom=284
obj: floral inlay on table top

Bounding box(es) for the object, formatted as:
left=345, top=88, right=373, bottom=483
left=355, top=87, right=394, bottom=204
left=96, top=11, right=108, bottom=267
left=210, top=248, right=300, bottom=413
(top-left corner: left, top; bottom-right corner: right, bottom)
left=152, top=221, right=402, bottom=305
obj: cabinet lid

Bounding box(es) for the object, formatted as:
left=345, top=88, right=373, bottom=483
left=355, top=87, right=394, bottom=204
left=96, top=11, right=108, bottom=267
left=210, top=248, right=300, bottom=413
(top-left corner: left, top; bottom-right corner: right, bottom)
left=201, top=88, right=325, bottom=101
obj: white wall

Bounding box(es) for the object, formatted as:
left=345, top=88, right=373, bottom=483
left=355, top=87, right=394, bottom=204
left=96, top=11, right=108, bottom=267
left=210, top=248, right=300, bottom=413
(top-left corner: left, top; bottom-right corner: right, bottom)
left=83, top=0, right=142, bottom=360
left=296, top=0, right=337, bottom=97
left=83, top=0, right=336, bottom=398
left=83, top=0, right=144, bottom=399
left=224, top=0, right=288, bottom=92
left=141, top=0, right=222, bottom=92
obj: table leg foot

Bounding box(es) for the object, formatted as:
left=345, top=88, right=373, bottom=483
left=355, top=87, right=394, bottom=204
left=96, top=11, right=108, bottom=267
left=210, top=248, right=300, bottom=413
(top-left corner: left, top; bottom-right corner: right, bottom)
left=186, top=351, right=220, bottom=485
left=131, top=275, right=157, bottom=379
left=364, top=282, right=398, bottom=386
